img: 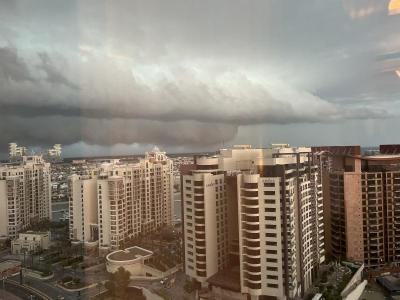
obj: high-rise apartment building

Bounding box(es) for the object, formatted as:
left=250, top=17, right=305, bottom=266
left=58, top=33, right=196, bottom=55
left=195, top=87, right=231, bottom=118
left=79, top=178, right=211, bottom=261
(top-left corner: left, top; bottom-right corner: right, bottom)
left=182, top=145, right=325, bottom=300
left=320, top=147, right=400, bottom=268
left=0, top=156, right=51, bottom=239
left=69, top=148, right=174, bottom=253
left=44, top=144, right=62, bottom=162
left=9, top=143, right=28, bottom=162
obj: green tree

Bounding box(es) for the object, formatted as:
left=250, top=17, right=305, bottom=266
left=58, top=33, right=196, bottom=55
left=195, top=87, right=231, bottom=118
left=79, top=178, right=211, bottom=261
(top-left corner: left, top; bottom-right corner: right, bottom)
left=105, top=267, right=131, bottom=299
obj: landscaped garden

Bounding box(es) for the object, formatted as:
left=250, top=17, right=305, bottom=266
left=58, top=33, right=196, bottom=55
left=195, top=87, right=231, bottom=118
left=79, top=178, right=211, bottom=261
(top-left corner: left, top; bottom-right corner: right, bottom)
left=93, top=267, right=146, bottom=300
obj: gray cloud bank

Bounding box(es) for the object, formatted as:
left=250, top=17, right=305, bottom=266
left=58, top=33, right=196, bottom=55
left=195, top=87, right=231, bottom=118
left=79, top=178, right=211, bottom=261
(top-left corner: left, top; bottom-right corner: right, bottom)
left=0, top=0, right=400, bottom=154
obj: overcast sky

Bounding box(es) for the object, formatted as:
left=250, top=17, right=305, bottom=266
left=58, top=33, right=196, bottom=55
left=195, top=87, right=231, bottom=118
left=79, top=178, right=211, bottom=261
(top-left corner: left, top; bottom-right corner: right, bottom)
left=1, top=0, right=400, bottom=158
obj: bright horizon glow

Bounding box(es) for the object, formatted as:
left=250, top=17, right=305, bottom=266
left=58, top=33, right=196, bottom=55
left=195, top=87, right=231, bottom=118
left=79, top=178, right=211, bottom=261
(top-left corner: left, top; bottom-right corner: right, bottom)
left=389, top=0, right=400, bottom=15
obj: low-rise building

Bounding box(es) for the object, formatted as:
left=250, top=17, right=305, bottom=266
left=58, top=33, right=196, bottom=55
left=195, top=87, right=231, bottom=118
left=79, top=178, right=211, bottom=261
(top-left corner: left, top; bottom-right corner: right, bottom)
left=106, top=246, right=153, bottom=277
left=106, top=246, right=180, bottom=280
left=11, top=231, right=50, bottom=254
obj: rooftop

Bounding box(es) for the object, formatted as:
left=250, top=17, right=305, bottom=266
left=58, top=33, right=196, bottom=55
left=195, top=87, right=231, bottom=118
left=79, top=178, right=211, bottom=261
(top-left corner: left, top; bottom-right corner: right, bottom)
left=107, top=246, right=153, bottom=262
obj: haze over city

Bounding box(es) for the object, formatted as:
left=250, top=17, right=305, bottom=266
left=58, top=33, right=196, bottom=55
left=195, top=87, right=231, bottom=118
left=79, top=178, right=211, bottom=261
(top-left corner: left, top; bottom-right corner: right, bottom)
left=1, top=0, right=400, bottom=159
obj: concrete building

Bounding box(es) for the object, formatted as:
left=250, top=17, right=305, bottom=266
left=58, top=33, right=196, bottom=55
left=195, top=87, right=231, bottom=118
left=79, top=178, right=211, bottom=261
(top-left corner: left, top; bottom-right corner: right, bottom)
left=69, top=148, right=174, bottom=253
left=69, top=175, right=99, bottom=249
left=182, top=145, right=325, bottom=300
left=0, top=156, right=51, bottom=239
left=320, top=147, right=400, bottom=269
left=8, top=143, right=27, bottom=162
left=106, top=246, right=153, bottom=276
left=44, top=144, right=62, bottom=162
left=11, top=231, right=50, bottom=254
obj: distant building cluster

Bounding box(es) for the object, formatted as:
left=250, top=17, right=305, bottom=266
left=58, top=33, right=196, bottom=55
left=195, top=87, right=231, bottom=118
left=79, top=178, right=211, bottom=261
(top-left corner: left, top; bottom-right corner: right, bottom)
left=5, top=138, right=400, bottom=299
left=8, top=142, right=62, bottom=163
left=0, top=156, right=51, bottom=239
left=68, top=147, right=174, bottom=254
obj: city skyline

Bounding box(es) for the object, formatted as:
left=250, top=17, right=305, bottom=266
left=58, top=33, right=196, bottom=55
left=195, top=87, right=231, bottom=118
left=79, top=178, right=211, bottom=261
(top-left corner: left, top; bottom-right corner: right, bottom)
left=1, top=1, right=400, bottom=158
left=3, top=1, right=400, bottom=299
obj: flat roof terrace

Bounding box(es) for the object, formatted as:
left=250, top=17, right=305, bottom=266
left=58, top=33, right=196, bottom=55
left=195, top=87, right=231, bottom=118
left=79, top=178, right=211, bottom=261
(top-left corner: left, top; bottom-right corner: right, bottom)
left=107, top=246, right=153, bottom=262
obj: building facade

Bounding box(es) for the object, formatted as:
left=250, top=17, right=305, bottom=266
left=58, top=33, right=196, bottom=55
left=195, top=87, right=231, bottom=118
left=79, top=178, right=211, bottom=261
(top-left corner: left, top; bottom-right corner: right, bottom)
left=11, top=231, right=50, bottom=254
left=0, top=156, right=51, bottom=239
left=325, top=152, right=400, bottom=268
left=182, top=145, right=325, bottom=300
left=69, top=148, right=174, bottom=253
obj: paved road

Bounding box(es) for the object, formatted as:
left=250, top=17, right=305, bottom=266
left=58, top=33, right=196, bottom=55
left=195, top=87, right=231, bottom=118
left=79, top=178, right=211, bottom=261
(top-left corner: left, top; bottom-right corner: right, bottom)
left=9, top=274, right=76, bottom=300
left=2, top=257, right=192, bottom=300
left=3, top=280, right=52, bottom=300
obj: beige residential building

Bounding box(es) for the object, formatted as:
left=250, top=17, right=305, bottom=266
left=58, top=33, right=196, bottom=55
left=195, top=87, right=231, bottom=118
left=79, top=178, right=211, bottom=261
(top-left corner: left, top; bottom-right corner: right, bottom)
left=69, top=148, right=174, bottom=253
left=182, top=145, right=325, bottom=300
left=0, top=156, right=51, bottom=239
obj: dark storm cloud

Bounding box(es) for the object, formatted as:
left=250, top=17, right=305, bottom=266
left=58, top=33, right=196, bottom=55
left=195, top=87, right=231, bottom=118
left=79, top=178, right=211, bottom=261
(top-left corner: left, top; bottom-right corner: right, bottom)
left=0, top=0, right=399, bottom=154
left=0, top=116, right=238, bottom=150
left=37, top=53, right=79, bottom=90
left=0, top=47, right=34, bottom=82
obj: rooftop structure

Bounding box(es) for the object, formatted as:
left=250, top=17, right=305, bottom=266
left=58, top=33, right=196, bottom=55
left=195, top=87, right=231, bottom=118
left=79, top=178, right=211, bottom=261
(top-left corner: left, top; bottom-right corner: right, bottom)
left=107, top=246, right=153, bottom=262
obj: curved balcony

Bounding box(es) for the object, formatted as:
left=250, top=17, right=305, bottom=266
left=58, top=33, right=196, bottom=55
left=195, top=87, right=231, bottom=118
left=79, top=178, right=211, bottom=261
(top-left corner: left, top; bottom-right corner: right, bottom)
left=244, top=248, right=261, bottom=257
left=197, top=270, right=207, bottom=277
left=243, top=259, right=261, bottom=267
left=243, top=223, right=260, bottom=230
left=242, top=207, right=259, bottom=215
left=194, top=203, right=204, bottom=210
left=242, top=196, right=259, bottom=201
left=243, top=232, right=260, bottom=241
left=243, top=240, right=260, bottom=248
left=242, top=199, right=259, bottom=208
left=196, top=247, right=206, bottom=255
left=194, top=216, right=205, bottom=222
left=196, top=255, right=206, bottom=262
left=243, top=267, right=262, bottom=275
left=194, top=210, right=205, bottom=217
left=242, top=215, right=260, bottom=223
left=244, top=280, right=262, bottom=290
left=195, top=233, right=205, bottom=240
left=196, top=240, right=206, bottom=247
left=242, top=189, right=259, bottom=197
left=242, top=224, right=260, bottom=233
left=243, top=245, right=261, bottom=251
left=243, top=253, right=261, bottom=260
left=245, top=273, right=262, bottom=282
left=195, top=224, right=205, bottom=230
left=196, top=262, right=206, bottom=270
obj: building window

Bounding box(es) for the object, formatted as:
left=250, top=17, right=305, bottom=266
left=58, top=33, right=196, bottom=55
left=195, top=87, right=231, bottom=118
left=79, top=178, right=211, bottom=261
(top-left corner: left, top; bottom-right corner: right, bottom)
left=264, top=191, right=275, bottom=195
